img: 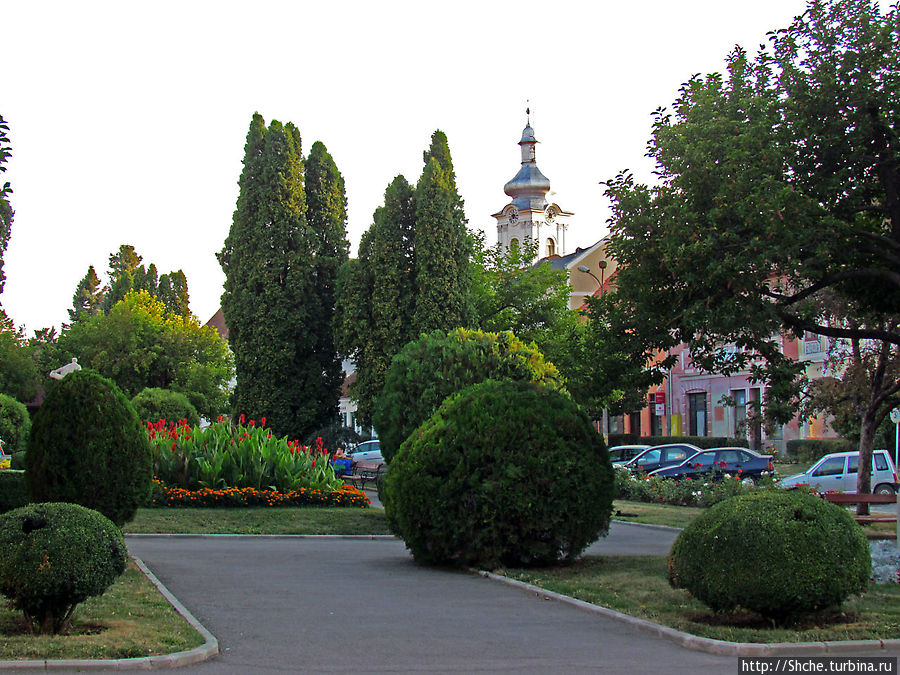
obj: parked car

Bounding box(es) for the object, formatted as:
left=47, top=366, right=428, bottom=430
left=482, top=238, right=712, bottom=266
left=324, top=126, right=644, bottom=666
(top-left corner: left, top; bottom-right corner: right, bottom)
left=609, top=444, right=651, bottom=466
left=620, top=444, right=702, bottom=474
left=648, top=447, right=774, bottom=485
left=348, top=440, right=383, bottom=464
left=779, top=450, right=898, bottom=494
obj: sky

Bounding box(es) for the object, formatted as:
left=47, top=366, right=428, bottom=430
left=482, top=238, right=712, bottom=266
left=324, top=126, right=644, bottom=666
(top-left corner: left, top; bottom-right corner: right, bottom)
left=2, top=0, right=811, bottom=335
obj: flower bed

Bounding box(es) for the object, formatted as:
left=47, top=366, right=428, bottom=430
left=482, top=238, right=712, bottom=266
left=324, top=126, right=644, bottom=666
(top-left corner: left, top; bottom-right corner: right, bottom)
left=614, top=467, right=778, bottom=507
left=147, top=417, right=342, bottom=493
left=149, top=479, right=369, bottom=508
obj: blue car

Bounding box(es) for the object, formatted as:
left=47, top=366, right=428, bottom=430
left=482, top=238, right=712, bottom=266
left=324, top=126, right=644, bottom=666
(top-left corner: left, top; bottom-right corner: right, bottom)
left=649, top=447, right=774, bottom=485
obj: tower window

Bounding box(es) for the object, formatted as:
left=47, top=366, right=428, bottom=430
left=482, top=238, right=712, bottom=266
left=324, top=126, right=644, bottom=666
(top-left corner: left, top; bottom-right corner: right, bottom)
left=546, top=238, right=556, bottom=257
left=509, top=238, right=520, bottom=253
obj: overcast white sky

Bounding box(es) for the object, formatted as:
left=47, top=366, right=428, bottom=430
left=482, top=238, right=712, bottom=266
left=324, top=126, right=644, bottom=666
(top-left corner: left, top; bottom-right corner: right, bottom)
left=3, top=0, right=809, bottom=334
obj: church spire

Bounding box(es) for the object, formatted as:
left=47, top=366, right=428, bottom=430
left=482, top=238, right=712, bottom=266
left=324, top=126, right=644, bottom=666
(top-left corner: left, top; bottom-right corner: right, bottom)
left=503, top=115, right=551, bottom=210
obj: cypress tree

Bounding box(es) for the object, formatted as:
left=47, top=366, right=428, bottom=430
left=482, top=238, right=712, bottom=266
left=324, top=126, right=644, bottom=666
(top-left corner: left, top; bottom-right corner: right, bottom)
left=413, top=130, right=472, bottom=333
left=304, top=141, right=350, bottom=429
left=335, top=176, right=417, bottom=425
left=157, top=270, right=190, bottom=316
left=219, top=113, right=322, bottom=439
left=0, top=115, right=12, bottom=302
left=68, top=265, right=104, bottom=322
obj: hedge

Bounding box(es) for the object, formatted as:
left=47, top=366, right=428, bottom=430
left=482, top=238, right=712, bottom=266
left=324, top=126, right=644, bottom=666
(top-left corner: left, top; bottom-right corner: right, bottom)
left=786, top=438, right=855, bottom=464
left=0, top=470, right=28, bottom=514
left=607, top=434, right=748, bottom=449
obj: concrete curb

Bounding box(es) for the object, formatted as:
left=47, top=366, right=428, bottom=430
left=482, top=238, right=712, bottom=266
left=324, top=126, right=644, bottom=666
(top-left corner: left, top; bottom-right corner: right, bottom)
left=0, top=556, right=219, bottom=671
left=479, top=570, right=900, bottom=656
left=611, top=518, right=683, bottom=532
left=126, top=533, right=397, bottom=540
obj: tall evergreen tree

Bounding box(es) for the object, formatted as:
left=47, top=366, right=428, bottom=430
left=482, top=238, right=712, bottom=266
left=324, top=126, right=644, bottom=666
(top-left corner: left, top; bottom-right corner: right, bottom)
left=0, top=115, right=14, bottom=304
left=157, top=270, right=190, bottom=316
left=304, top=141, right=350, bottom=428
left=335, top=176, right=417, bottom=424
left=68, top=265, right=104, bottom=322
left=219, top=113, right=326, bottom=439
left=413, top=130, right=472, bottom=333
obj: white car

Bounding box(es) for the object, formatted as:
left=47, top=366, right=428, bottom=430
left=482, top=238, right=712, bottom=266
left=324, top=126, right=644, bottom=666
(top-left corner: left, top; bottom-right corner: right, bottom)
left=779, top=450, right=898, bottom=494
left=348, top=440, right=383, bottom=464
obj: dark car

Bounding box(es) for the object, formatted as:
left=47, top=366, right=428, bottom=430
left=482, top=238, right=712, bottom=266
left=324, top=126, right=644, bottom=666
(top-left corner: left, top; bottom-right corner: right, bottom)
left=648, top=446, right=774, bottom=485
left=620, top=444, right=702, bottom=474
left=608, top=444, right=651, bottom=465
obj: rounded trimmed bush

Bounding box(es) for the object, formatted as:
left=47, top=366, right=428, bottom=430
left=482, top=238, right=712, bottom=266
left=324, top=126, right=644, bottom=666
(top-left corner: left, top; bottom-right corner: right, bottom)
left=131, top=387, right=201, bottom=427
left=0, top=392, right=31, bottom=453
left=0, top=502, right=127, bottom=634
left=667, top=490, right=870, bottom=621
left=374, top=328, right=566, bottom=462
left=382, top=379, right=614, bottom=568
left=26, top=370, right=152, bottom=526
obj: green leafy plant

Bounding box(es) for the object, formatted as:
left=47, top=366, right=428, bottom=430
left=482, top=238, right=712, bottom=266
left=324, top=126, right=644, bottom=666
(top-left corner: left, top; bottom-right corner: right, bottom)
left=668, top=490, right=870, bottom=621
left=374, top=328, right=566, bottom=461
left=0, top=502, right=127, bottom=634
left=0, top=392, right=30, bottom=453
left=131, top=387, right=200, bottom=427
left=26, top=370, right=152, bottom=526
left=147, top=417, right=342, bottom=493
left=382, top=379, right=614, bottom=568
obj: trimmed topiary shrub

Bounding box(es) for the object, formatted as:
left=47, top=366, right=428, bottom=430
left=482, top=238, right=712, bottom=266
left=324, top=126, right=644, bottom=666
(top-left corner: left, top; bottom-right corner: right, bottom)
left=0, top=392, right=31, bottom=454
left=0, top=502, right=127, bottom=634
left=667, top=490, right=870, bottom=621
left=374, top=328, right=566, bottom=462
left=0, top=471, right=28, bottom=514
left=26, top=370, right=152, bottom=526
left=382, top=379, right=614, bottom=568
left=131, top=387, right=201, bottom=427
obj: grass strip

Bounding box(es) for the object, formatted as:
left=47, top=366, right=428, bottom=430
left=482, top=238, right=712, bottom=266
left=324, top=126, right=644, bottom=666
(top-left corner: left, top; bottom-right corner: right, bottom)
left=125, top=506, right=392, bottom=535
left=0, top=561, right=205, bottom=661
left=612, top=500, right=702, bottom=528
left=501, top=555, right=900, bottom=643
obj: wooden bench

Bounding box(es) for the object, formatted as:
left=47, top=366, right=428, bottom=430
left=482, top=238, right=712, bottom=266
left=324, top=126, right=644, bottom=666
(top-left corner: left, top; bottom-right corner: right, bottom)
left=343, top=460, right=385, bottom=491
left=821, top=492, right=898, bottom=539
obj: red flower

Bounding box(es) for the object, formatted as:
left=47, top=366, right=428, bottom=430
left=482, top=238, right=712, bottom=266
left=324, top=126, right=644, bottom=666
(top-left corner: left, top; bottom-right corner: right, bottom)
left=240, top=413, right=246, bottom=425
left=261, top=417, right=266, bottom=427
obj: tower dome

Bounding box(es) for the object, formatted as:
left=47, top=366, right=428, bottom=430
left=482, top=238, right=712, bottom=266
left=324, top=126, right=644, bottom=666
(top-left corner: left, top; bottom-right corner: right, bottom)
left=503, top=123, right=551, bottom=210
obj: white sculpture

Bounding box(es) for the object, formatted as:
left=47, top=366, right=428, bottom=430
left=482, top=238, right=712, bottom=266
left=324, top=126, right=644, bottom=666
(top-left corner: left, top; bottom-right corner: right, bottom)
left=49, top=358, right=82, bottom=380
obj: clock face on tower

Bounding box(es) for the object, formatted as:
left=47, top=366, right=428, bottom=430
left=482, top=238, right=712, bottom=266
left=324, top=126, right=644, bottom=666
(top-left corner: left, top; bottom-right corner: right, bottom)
left=508, top=209, right=518, bottom=224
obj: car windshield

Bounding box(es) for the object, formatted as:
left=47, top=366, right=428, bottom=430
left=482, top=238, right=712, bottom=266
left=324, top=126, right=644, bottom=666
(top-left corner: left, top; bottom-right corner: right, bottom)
left=636, top=449, right=661, bottom=464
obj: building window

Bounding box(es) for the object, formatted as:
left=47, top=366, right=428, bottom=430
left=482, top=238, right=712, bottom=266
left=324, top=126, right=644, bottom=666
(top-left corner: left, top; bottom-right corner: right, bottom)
left=688, top=392, right=707, bottom=436
left=649, top=393, right=663, bottom=436
left=509, top=237, right=520, bottom=253
left=732, top=389, right=747, bottom=436
left=546, top=238, right=556, bottom=257
left=629, top=411, right=641, bottom=436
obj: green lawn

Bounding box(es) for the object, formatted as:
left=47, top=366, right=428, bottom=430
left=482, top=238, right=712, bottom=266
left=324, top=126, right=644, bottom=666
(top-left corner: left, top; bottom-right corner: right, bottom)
left=0, top=562, right=205, bottom=661
left=501, top=555, right=900, bottom=643
left=125, top=506, right=392, bottom=535
left=612, top=500, right=703, bottom=528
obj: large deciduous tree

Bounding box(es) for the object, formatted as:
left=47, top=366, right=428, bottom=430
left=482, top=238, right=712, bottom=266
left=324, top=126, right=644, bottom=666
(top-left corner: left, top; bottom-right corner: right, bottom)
left=605, top=0, right=899, bottom=498
left=57, top=290, right=233, bottom=419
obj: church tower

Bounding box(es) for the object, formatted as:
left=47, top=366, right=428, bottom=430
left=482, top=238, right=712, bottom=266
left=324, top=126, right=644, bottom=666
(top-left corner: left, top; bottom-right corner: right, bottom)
left=492, top=114, right=571, bottom=261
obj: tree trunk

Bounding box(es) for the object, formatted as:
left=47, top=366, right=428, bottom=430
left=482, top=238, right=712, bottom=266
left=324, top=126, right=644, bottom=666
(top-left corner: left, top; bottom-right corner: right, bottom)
left=856, top=405, right=878, bottom=517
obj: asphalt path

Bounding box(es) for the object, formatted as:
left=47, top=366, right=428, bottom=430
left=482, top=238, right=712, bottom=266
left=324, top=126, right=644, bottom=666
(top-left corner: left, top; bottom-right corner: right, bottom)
left=128, top=532, right=735, bottom=674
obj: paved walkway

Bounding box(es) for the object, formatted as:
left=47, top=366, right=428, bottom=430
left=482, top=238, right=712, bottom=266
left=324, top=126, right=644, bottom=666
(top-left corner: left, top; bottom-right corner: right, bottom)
left=128, top=531, right=733, bottom=673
